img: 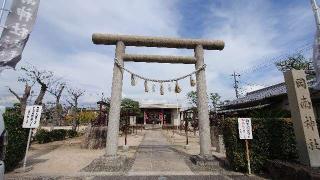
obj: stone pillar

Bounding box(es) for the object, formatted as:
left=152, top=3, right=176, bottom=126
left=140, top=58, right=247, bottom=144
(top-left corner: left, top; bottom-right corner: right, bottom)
left=195, top=45, right=212, bottom=156
left=106, top=41, right=125, bottom=156
left=284, top=70, right=320, bottom=167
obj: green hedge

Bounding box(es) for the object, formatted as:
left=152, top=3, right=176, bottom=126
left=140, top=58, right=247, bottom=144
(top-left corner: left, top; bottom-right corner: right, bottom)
left=35, top=129, right=78, bottom=144
left=222, top=118, right=298, bottom=173
left=35, top=129, right=52, bottom=144
left=3, top=105, right=29, bottom=172
left=67, top=129, right=78, bottom=138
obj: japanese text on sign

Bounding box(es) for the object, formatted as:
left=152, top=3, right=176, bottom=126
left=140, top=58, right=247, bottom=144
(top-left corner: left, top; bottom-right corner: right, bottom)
left=23, top=105, right=42, bottom=128
left=238, top=118, right=253, bottom=139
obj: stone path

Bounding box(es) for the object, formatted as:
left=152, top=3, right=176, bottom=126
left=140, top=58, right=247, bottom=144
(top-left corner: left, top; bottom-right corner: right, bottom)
left=129, top=130, right=194, bottom=175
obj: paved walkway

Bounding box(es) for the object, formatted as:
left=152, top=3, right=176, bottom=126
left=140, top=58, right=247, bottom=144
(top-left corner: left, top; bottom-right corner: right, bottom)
left=129, top=130, right=193, bottom=175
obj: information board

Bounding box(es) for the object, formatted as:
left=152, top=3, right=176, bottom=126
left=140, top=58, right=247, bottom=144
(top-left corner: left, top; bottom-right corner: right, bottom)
left=238, top=118, right=253, bottom=139
left=23, top=105, right=42, bottom=128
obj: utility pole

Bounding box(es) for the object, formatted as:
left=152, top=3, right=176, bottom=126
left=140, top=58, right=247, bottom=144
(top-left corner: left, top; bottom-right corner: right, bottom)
left=311, top=0, right=320, bottom=31
left=231, top=71, right=240, bottom=98
left=311, top=0, right=320, bottom=89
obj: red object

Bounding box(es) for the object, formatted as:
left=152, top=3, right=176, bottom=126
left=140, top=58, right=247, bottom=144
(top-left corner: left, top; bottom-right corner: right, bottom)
left=159, top=111, right=163, bottom=124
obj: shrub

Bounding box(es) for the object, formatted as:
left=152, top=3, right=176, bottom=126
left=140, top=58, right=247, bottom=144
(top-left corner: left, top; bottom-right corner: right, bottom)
left=3, top=104, right=29, bottom=172
left=49, top=129, right=67, bottom=141
left=221, top=118, right=299, bottom=173
left=34, top=129, right=51, bottom=144
left=35, top=129, right=78, bottom=144
left=78, top=111, right=97, bottom=124
left=67, top=129, right=77, bottom=138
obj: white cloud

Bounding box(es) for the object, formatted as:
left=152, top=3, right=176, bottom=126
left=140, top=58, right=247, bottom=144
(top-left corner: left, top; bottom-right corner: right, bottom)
left=200, top=0, right=313, bottom=100
left=1, top=0, right=187, bottom=107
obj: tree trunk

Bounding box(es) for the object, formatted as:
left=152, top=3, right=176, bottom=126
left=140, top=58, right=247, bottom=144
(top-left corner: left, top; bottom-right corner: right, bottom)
left=53, top=86, right=65, bottom=125
left=70, top=106, right=78, bottom=131
left=34, top=84, right=47, bottom=105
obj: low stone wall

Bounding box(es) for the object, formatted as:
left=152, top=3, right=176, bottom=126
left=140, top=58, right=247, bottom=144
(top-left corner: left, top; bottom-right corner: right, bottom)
left=210, top=126, right=225, bottom=154
left=267, top=160, right=320, bottom=180
left=81, top=126, right=107, bottom=149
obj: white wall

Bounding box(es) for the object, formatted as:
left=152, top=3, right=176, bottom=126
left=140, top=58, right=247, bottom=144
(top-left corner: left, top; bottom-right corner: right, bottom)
left=171, top=109, right=181, bottom=126
left=129, top=116, right=136, bottom=125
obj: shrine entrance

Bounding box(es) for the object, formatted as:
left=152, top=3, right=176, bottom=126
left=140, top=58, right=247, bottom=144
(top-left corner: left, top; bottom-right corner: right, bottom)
left=92, top=33, right=224, bottom=158
left=145, top=110, right=162, bottom=125
left=143, top=109, right=173, bottom=125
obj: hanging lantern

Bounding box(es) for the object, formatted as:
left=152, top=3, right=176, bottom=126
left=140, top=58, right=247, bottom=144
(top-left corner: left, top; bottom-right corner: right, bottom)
left=160, top=83, right=164, bottom=95
left=144, top=80, right=149, bottom=92
left=175, top=81, right=181, bottom=93
left=168, top=83, right=172, bottom=92
left=190, top=75, right=196, bottom=87
left=152, top=84, right=156, bottom=92
left=131, top=74, right=137, bottom=86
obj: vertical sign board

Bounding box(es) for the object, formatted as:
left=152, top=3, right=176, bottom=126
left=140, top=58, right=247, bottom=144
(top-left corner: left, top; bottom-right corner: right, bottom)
left=22, top=105, right=42, bottom=171
left=238, top=118, right=252, bottom=175
left=238, top=118, right=253, bottom=140
left=23, top=105, right=42, bottom=128
left=284, top=70, right=320, bottom=167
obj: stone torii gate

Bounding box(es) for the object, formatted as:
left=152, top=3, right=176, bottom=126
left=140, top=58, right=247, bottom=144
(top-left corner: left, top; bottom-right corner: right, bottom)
left=92, top=34, right=225, bottom=159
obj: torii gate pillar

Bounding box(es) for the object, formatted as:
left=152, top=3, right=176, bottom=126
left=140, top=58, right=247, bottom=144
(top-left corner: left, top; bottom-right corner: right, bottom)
left=106, top=41, right=125, bottom=156
left=195, top=45, right=211, bottom=156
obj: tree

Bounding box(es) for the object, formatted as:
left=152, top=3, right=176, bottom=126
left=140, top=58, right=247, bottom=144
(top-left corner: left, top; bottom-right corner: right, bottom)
left=66, top=88, right=85, bottom=109
left=66, top=88, right=85, bottom=130
left=19, top=65, right=54, bottom=105
left=120, top=98, right=141, bottom=134
left=48, top=81, right=66, bottom=125
left=121, top=98, right=140, bottom=115
left=209, top=92, right=221, bottom=111
left=186, top=91, right=197, bottom=107
left=8, top=65, right=53, bottom=115
left=275, top=54, right=315, bottom=80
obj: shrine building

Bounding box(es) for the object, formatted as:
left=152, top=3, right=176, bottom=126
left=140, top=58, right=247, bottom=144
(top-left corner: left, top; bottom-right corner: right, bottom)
left=130, top=103, right=182, bottom=127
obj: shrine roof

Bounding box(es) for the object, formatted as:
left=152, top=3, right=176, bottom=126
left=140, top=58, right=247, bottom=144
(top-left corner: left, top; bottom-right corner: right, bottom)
left=223, top=82, right=287, bottom=107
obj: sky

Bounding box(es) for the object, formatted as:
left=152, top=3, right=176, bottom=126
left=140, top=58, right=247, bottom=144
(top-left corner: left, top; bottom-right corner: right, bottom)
left=0, top=0, right=317, bottom=107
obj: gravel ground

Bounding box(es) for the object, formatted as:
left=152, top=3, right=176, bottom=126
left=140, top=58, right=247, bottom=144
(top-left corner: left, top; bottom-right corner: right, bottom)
left=6, top=131, right=146, bottom=179
left=81, top=151, right=137, bottom=173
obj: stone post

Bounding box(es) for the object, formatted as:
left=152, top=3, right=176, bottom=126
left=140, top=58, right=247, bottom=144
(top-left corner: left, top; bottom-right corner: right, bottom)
left=195, top=45, right=212, bottom=156
left=284, top=70, right=320, bottom=167
left=106, top=41, right=125, bottom=156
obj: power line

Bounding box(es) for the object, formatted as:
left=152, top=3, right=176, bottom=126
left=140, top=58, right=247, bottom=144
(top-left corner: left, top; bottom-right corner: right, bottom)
left=237, top=43, right=313, bottom=75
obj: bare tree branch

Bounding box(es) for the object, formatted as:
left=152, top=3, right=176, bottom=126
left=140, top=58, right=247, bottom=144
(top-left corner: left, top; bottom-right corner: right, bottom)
left=8, top=88, right=21, bottom=101
left=67, top=88, right=85, bottom=109
left=7, top=83, right=32, bottom=116
left=19, top=65, right=54, bottom=105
